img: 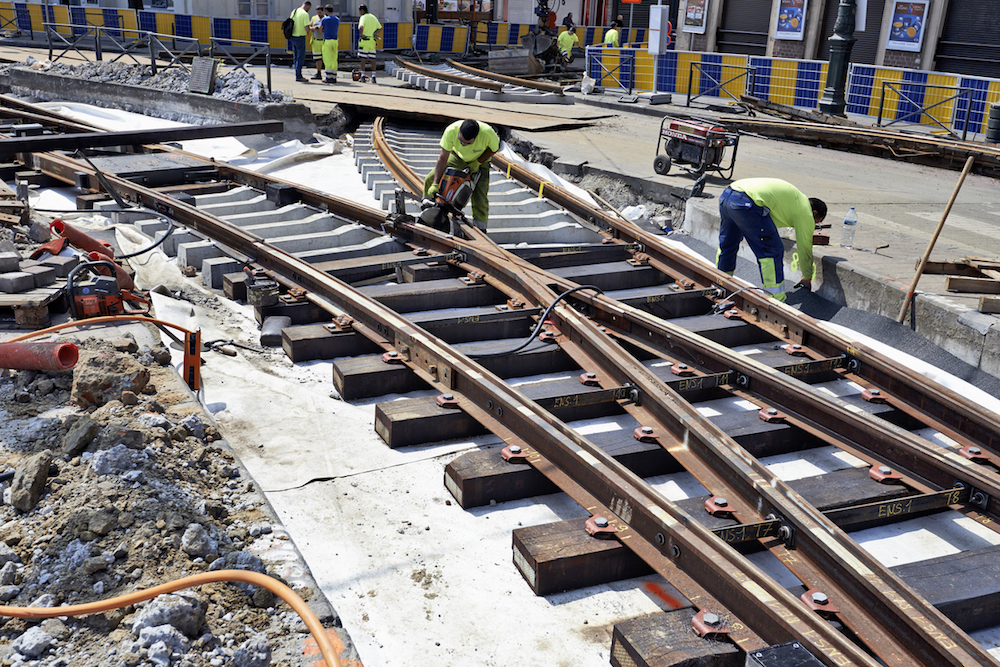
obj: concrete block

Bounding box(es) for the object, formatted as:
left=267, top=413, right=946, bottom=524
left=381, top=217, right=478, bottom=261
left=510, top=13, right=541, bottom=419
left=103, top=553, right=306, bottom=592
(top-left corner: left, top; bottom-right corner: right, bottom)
left=39, top=254, right=78, bottom=277
left=135, top=219, right=171, bottom=237
left=22, top=264, right=57, bottom=287
left=177, top=240, right=225, bottom=269
left=983, top=324, right=1000, bottom=379
left=0, top=271, right=34, bottom=293
left=0, top=251, right=19, bottom=273
left=202, top=257, right=243, bottom=289
left=163, top=230, right=202, bottom=257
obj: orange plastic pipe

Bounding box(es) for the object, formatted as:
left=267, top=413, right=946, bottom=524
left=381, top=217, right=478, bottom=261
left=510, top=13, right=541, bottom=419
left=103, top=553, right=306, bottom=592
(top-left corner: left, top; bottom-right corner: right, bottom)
left=0, top=342, right=78, bottom=371
left=50, top=218, right=115, bottom=258
left=0, top=570, right=341, bottom=666
left=86, top=251, right=135, bottom=291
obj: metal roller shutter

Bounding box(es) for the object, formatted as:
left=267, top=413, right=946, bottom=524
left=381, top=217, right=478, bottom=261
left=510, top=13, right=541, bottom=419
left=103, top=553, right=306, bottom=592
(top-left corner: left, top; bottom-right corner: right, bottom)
left=612, top=0, right=679, bottom=41
left=817, top=0, right=886, bottom=64
left=936, top=0, right=1000, bottom=78
left=717, top=0, right=771, bottom=55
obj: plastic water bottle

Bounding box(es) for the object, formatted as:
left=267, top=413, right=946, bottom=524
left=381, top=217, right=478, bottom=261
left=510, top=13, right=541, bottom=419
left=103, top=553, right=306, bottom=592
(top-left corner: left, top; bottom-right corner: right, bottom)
left=841, top=207, right=858, bottom=249
left=251, top=81, right=260, bottom=104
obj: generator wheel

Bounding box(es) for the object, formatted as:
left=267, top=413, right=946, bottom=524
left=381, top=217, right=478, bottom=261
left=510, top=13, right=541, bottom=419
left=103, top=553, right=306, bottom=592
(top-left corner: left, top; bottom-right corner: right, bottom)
left=653, top=154, right=671, bottom=175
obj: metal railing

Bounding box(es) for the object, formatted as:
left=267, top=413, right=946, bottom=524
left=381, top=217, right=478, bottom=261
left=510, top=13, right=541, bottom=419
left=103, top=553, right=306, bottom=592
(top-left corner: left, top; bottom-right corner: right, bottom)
left=876, top=80, right=973, bottom=141
left=687, top=61, right=755, bottom=107
left=208, top=36, right=272, bottom=92
left=44, top=23, right=271, bottom=92
left=589, top=47, right=636, bottom=94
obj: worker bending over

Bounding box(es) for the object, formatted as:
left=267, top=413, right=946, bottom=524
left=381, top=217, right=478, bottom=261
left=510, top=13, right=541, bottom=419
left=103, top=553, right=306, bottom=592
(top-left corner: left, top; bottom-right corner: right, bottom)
left=423, top=119, right=499, bottom=230
left=716, top=178, right=826, bottom=302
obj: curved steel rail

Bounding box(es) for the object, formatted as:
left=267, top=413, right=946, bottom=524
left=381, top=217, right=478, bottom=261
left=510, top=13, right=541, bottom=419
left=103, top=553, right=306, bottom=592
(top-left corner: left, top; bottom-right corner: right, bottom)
left=18, top=105, right=1000, bottom=666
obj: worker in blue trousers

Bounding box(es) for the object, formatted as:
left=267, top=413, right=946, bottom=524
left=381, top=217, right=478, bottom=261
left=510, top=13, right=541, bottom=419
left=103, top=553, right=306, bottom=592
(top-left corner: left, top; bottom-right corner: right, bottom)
left=716, top=178, right=826, bottom=302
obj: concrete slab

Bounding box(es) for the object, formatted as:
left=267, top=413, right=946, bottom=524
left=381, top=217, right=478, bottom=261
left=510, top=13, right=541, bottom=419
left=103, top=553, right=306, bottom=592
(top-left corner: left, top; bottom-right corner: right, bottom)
left=0, top=271, right=33, bottom=293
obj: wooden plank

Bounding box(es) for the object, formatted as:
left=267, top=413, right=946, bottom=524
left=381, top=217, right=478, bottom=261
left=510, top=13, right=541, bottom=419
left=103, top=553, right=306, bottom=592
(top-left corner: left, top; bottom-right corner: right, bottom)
left=945, top=276, right=1000, bottom=294
left=513, top=466, right=910, bottom=596
left=376, top=377, right=625, bottom=448
left=893, top=544, right=1000, bottom=632
left=283, top=305, right=538, bottom=362
left=223, top=271, right=248, bottom=301
left=334, top=338, right=572, bottom=400
left=549, top=262, right=667, bottom=292
left=611, top=611, right=742, bottom=667
left=979, top=296, right=1000, bottom=314
left=445, top=395, right=905, bottom=510
left=920, top=260, right=983, bottom=277
left=295, top=88, right=603, bottom=131
left=358, top=278, right=504, bottom=312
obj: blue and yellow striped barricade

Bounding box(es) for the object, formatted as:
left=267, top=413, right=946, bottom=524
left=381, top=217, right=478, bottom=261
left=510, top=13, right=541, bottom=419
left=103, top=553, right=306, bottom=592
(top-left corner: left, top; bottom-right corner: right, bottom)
left=412, top=23, right=469, bottom=53
left=954, top=77, right=1000, bottom=135
left=748, top=57, right=827, bottom=108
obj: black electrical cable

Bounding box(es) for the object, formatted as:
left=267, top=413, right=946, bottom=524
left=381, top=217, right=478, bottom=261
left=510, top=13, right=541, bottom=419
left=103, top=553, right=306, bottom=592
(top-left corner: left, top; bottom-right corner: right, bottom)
left=27, top=208, right=175, bottom=259
left=471, top=284, right=603, bottom=358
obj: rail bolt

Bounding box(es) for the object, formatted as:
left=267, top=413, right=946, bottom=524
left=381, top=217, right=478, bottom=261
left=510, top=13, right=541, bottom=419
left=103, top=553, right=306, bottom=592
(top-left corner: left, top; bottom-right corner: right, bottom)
left=634, top=426, right=658, bottom=442
left=811, top=592, right=829, bottom=605
left=969, top=447, right=982, bottom=456
left=870, top=465, right=902, bottom=484
left=714, top=497, right=728, bottom=507
left=705, top=496, right=731, bottom=516
left=580, top=371, right=600, bottom=386
left=759, top=407, right=785, bottom=423
left=879, top=466, right=892, bottom=476
left=510, top=445, right=521, bottom=455
left=435, top=393, right=460, bottom=409
left=501, top=444, right=528, bottom=463
left=594, top=516, right=608, bottom=528
left=703, top=612, right=720, bottom=626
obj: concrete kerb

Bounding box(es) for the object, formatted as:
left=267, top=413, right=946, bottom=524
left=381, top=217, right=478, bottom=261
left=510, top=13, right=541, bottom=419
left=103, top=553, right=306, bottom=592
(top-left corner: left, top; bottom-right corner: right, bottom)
left=0, top=67, right=315, bottom=134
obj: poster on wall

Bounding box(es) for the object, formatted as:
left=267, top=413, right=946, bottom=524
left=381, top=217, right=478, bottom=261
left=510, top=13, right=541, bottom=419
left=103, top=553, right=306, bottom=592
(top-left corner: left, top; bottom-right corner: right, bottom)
left=774, top=0, right=807, bottom=41
left=885, top=1, right=928, bottom=52
left=682, top=0, right=708, bottom=34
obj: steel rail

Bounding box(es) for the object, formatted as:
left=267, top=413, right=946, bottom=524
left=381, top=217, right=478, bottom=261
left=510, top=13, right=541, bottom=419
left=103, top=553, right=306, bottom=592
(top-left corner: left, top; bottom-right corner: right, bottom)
left=368, top=123, right=996, bottom=665
left=32, top=138, right=883, bottom=666
left=375, top=121, right=1000, bottom=664
left=17, top=108, right=1000, bottom=664
left=393, top=57, right=506, bottom=92
left=445, top=59, right=566, bottom=94
left=487, top=153, right=1000, bottom=455
left=410, top=227, right=994, bottom=667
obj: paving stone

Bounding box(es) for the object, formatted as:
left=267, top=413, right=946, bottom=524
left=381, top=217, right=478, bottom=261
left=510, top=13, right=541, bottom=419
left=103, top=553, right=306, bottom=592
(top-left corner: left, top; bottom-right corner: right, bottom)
left=0, top=271, right=33, bottom=293
left=0, top=251, right=19, bottom=273
left=38, top=254, right=78, bottom=277
left=22, top=264, right=56, bottom=287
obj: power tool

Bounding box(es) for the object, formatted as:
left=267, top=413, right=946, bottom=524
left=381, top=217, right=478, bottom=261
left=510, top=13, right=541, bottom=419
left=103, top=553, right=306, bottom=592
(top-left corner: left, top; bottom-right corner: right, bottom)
left=67, top=260, right=148, bottom=319
left=418, top=166, right=481, bottom=235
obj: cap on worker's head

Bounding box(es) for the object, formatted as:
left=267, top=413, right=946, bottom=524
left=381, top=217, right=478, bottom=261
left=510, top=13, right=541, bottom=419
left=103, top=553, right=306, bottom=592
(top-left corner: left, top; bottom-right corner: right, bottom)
left=459, top=119, right=480, bottom=142
left=359, top=4, right=368, bottom=12
left=809, top=198, right=827, bottom=221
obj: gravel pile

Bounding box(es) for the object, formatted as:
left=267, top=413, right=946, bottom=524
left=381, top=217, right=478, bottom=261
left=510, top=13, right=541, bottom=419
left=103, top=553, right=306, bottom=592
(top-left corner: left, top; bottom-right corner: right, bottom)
left=0, top=333, right=329, bottom=666
left=31, top=60, right=286, bottom=105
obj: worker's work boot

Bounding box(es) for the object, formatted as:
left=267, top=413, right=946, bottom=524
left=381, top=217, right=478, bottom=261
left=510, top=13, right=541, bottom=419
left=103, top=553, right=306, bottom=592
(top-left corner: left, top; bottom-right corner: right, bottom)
left=472, top=219, right=487, bottom=232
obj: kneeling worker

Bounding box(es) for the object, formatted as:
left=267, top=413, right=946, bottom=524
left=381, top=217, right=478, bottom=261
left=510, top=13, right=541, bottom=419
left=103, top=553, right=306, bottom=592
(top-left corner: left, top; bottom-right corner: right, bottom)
left=423, top=119, right=500, bottom=230
left=716, top=178, right=826, bottom=302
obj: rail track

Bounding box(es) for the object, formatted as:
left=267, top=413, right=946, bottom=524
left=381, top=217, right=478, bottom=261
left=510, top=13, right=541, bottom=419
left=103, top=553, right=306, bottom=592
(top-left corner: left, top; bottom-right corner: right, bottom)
left=7, top=100, right=1000, bottom=666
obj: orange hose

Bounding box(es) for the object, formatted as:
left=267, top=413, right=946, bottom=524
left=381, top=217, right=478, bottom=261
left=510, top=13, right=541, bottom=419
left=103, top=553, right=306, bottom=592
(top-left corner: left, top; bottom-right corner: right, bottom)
left=0, top=570, right=341, bottom=667
left=4, top=315, right=192, bottom=344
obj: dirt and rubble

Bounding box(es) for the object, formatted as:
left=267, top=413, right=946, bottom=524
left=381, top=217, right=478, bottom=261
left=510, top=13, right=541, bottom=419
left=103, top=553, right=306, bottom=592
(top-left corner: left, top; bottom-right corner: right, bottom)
left=0, top=330, right=335, bottom=667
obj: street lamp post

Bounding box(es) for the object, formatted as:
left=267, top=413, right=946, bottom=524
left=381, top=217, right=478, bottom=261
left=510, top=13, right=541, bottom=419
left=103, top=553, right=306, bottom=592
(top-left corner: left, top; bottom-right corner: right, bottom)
left=818, top=0, right=857, bottom=116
